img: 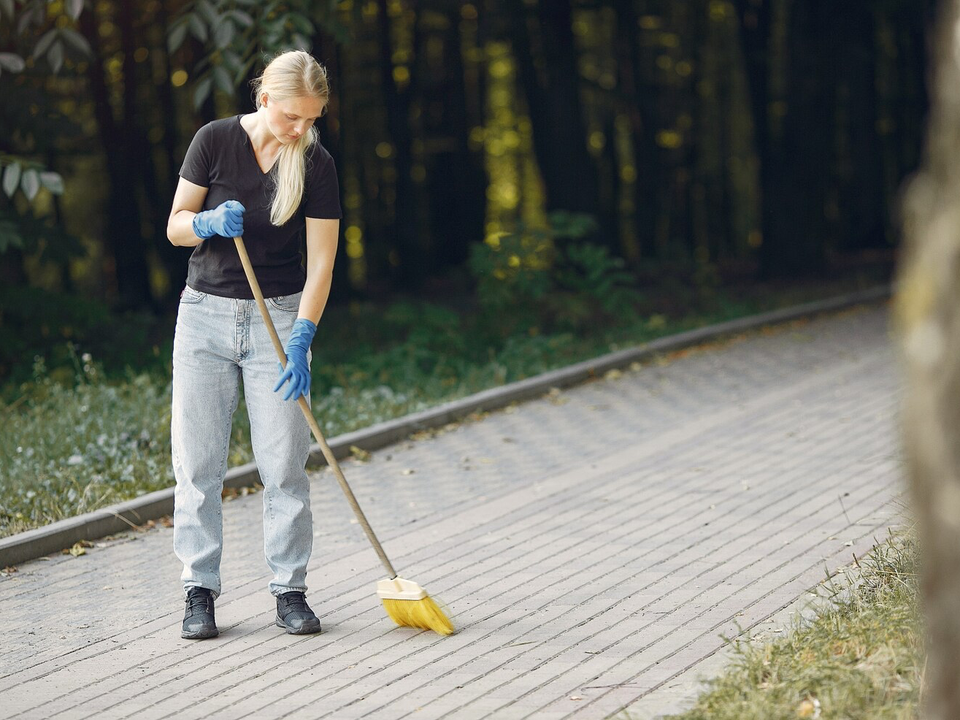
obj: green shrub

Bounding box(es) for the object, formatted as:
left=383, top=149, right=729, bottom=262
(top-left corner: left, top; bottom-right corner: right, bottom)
left=469, top=211, right=642, bottom=337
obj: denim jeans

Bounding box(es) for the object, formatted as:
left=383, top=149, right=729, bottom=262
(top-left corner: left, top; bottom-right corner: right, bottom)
left=172, top=286, right=313, bottom=598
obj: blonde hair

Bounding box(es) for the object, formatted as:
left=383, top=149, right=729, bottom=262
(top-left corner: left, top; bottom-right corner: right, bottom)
left=251, top=50, right=330, bottom=226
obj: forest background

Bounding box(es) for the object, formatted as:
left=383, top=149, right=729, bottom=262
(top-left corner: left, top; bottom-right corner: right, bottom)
left=0, top=0, right=930, bottom=389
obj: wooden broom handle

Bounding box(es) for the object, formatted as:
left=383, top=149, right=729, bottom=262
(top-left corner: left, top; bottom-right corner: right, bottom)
left=233, top=236, right=398, bottom=579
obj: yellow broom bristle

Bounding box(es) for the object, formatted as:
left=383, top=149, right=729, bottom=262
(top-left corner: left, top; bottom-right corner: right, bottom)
left=381, top=595, right=455, bottom=635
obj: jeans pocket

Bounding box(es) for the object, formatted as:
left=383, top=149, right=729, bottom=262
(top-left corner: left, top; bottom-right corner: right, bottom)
left=180, top=286, right=206, bottom=304
left=268, top=293, right=302, bottom=313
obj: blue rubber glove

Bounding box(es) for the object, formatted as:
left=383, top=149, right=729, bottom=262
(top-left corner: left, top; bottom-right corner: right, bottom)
left=192, top=200, right=245, bottom=239
left=274, top=318, right=317, bottom=401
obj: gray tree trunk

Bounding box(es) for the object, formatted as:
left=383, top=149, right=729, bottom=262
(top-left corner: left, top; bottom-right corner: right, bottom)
left=897, top=1, right=960, bottom=717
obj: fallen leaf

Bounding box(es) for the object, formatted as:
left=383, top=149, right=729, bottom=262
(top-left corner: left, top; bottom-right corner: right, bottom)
left=401, top=468, right=415, bottom=475
left=2, top=566, right=18, bottom=575
left=350, top=445, right=372, bottom=462
left=570, top=695, right=583, bottom=701
left=67, top=543, right=87, bottom=557
left=604, top=369, right=623, bottom=380
left=160, top=516, right=174, bottom=528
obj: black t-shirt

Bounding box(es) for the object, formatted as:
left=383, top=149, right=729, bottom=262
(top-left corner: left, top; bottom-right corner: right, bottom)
left=178, top=115, right=342, bottom=298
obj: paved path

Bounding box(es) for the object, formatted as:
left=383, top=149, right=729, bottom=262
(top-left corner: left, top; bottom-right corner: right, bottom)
left=0, top=302, right=904, bottom=720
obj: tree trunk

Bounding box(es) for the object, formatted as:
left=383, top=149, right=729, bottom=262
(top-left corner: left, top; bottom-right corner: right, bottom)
left=79, top=0, right=153, bottom=309
left=313, top=30, right=351, bottom=302
left=834, top=1, right=886, bottom=253
left=511, top=0, right=600, bottom=224
left=377, top=0, right=423, bottom=291
left=736, top=0, right=832, bottom=278
left=614, top=0, right=659, bottom=263
left=421, top=6, right=487, bottom=275
left=154, top=0, right=189, bottom=300
left=896, top=2, right=960, bottom=718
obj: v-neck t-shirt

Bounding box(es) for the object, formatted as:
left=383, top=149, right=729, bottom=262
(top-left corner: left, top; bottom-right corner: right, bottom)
left=178, top=114, right=342, bottom=299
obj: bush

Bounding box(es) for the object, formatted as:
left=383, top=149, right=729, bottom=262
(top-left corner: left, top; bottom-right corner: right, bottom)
left=469, top=211, right=642, bottom=337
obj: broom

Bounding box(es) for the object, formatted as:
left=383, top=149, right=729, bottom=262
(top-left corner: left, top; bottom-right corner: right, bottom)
left=233, top=235, right=454, bottom=636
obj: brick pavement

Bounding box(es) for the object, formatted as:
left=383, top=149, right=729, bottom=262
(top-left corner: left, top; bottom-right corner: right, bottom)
left=0, top=302, right=904, bottom=719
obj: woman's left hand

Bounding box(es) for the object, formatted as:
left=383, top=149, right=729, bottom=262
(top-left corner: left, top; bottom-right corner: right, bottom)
left=274, top=318, right=317, bottom=401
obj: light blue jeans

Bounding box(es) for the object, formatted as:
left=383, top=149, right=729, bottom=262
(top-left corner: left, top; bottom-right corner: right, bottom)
left=172, top=286, right=313, bottom=598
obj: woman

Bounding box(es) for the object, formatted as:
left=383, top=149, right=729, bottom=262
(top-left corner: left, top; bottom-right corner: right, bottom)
left=166, top=50, right=341, bottom=639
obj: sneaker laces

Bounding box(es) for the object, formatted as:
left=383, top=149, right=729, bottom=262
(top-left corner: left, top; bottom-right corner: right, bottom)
left=279, top=591, right=310, bottom=614
left=186, top=590, right=211, bottom=615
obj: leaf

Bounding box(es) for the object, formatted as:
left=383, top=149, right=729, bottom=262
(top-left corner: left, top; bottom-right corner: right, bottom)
left=221, top=49, right=241, bottom=73
left=290, top=13, right=314, bottom=36
left=196, top=0, right=218, bottom=26
left=0, top=218, right=24, bottom=252
left=234, top=53, right=256, bottom=85
left=229, top=9, right=254, bottom=27
left=67, top=542, right=87, bottom=557
left=0, top=52, right=25, bottom=74
left=66, top=0, right=84, bottom=20
left=21, top=168, right=40, bottom=200
left=60, top=28, right=92, bottom=57
left=349, top=445, right=372, bottom=462
left=48, top=41, right=64, bottom=74
left=188, top=13, right=207, bottom=43
left=192, top=76, right=212, bottom=110
left=33, top=29, right=58, bottom=59
left=39, top=172, right=64, bottom=194
left=2, top=163, right=20, bottom=198
left=16, top=7, right=32, bottom=33
left=214, top=20, right=235, bottom=50
left=167, top=21, right=188, bottom=54
left=213, top=65, right=233, bottom=94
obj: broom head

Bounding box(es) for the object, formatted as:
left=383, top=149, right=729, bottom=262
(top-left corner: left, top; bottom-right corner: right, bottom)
left=377, top=577, right=455, bottom=636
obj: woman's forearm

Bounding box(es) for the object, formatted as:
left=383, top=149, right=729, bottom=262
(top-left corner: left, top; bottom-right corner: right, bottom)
left=167, top=210, right=206, bottom=248
left=298, top=266, right=333, bottom=326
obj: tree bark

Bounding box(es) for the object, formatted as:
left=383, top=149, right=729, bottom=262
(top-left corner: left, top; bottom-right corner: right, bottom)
left=834, top=1, right=886, bottom=253
left=313, top=30, right=351, bottom=302
left=897, top=2, right=960, bottom=717
left=735, top=0, right=832, bottom=278
left=377, top=0, right=423, bottom=290
left=79, top=0, right=153, bottom=309
left=511, top=0, right=600, bottom=224
left=421, top=7, right=487, bottom=274
left=154, top=0, right=190, bottom=300
left=613, top=0, right=659, bottom=263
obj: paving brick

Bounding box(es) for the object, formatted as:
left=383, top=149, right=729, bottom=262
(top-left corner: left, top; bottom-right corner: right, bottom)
left=0, top=303, right=905, bottom=719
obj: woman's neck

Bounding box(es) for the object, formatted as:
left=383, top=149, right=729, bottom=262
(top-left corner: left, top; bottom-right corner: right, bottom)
left=241, top=108, right=282, bottom=156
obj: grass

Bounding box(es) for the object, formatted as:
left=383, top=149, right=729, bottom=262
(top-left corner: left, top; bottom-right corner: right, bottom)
left=0, top=268, right=890, bottom=538
left=658, top=532, right=921, bottom=720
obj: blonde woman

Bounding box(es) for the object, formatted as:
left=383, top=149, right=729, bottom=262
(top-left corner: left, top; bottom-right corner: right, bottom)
left=166, top=50, right=340, bottom=639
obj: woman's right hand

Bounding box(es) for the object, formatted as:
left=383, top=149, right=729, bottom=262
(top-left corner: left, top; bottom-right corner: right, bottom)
left=192, top=200, right=245, bottom=239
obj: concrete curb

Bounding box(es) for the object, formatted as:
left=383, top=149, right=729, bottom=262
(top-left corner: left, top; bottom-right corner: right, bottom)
left=0, top=285, right=892, bottom=567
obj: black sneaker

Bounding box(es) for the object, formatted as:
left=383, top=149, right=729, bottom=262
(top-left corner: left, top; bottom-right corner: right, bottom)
left=182, top=586, right=218, bottom=639
left=276, top=591, right=322, bottom=634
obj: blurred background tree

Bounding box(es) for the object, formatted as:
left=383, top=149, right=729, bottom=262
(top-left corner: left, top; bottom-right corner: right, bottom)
left=0, top=0, right=930, bottom=381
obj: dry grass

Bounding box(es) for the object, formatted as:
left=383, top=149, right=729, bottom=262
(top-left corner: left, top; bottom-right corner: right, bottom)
left=661, top=533, right=921, bottom=720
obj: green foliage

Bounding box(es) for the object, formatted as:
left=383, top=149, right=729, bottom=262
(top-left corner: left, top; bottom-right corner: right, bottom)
left=0, top=285, right=170, bottom=391
left=0, top=356, right=174, bottom=536
left=0, top=0, right=90, bottom=77
left=659, top=535, right=920, bottom=720
left=0, top=271, right=890, bottom=538
left=469, top=212, right=641, bottom=336
left=168, top=0, right=349, bottom=110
